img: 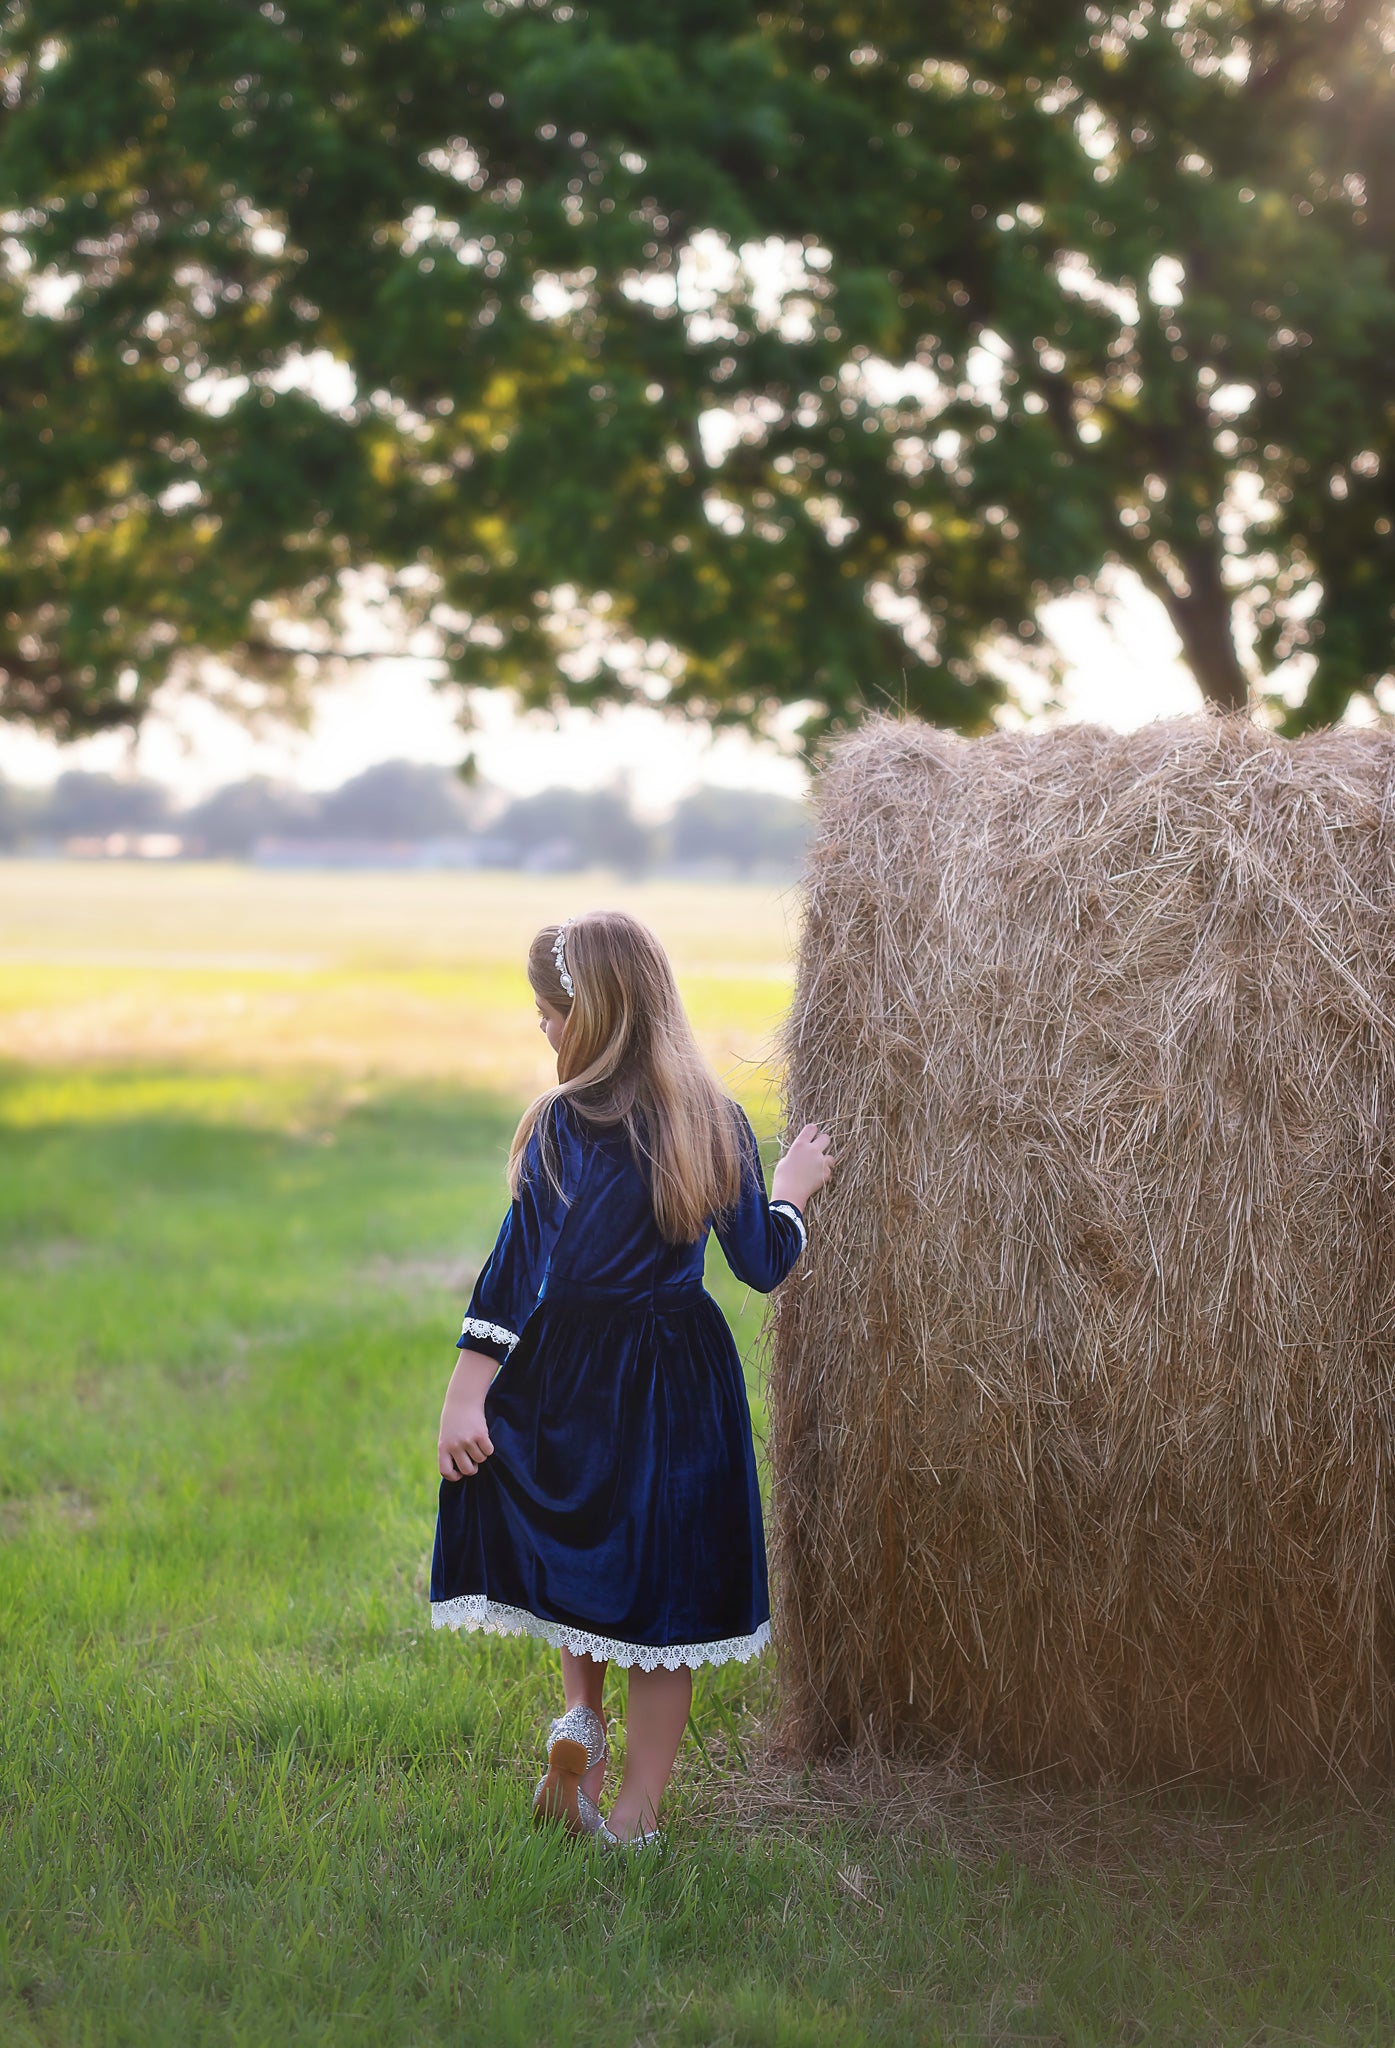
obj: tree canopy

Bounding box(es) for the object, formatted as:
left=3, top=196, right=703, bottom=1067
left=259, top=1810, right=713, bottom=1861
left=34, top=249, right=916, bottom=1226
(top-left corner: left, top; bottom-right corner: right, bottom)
left=2, top=0, right=1392, bottom=743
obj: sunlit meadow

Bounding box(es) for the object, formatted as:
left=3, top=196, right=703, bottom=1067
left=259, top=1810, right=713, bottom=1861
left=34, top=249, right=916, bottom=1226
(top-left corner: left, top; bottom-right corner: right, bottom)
left=4, top=863, right=1395, bottom=2046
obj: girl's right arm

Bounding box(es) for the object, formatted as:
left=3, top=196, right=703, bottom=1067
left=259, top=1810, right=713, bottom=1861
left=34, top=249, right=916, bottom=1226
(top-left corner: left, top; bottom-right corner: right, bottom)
left=771, top=1122, right=834, bottom=1211
left=714, top=1111, right=834, bottom=1293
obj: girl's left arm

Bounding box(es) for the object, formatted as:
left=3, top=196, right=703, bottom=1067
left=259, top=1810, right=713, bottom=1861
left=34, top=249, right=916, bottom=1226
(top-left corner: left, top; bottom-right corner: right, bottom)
left=455, top=1102, right=574, bottom=1365
left=438, top=1346, right=498, bottom=1480
left=439, top=1104, right=575, bottom=1480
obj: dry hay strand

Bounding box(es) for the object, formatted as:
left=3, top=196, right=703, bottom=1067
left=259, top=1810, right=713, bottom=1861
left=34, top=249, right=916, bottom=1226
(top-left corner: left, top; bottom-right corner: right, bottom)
left=691, top=1728, right=1394, bottom=1892
left=771, top=712, right=1395, bottom=1785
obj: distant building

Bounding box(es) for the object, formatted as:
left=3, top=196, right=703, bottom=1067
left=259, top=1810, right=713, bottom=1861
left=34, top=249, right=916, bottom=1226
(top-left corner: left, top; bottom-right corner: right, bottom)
left=252, top=836, right=494, bottom=870
left=63, top=833, right=185, bottom=860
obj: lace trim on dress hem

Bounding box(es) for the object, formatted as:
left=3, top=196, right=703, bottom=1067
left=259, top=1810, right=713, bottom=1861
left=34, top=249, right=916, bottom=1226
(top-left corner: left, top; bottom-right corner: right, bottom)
left=429, top=1594, right=771, bottom=1671
left=459, top=1315, right=520, bottom=1352
left=770, top=1200, right=807, bottom=1252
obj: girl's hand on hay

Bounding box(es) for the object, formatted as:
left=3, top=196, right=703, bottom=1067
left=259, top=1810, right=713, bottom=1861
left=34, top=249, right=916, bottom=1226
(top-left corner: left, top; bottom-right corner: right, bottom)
left=771, top=1123, right=835, bottom=1211
left=438, top=1348, right=496, bottom=1480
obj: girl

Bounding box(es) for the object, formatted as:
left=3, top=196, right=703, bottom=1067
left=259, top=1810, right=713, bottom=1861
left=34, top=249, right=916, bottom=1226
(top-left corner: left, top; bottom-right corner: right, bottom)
left=431, top=909, right=832, bottom=1848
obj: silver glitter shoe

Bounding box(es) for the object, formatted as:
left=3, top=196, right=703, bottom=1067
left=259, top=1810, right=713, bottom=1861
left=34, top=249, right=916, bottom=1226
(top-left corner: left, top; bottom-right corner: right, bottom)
left=597, top=1818, right=664, bottom=1853
left=544, top=1703, right=610, bottom=1771
left=531, top=1704, right=609, bottom=1838
left=531, top=1773, right=605, bottom=1837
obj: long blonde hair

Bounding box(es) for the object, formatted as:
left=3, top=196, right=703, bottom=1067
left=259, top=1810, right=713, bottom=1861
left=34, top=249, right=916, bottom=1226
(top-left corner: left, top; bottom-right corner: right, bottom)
left=509, top=910, right=744, bottom=1243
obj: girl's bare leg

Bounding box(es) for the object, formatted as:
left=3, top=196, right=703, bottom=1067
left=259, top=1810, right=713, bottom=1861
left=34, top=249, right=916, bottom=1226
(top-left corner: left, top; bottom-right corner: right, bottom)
left=560, top=1647, right=608, bottom=1804
left=605, top=1664, right=692, bottom=1841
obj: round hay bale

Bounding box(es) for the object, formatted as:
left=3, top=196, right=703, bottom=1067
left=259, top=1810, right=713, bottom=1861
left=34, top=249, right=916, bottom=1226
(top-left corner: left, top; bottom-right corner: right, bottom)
left=771, top=712, right=1395, bottom=1783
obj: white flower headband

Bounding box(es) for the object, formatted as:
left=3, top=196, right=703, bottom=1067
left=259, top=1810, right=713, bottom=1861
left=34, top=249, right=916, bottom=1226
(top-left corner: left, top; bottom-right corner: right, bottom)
left=552, top=917, right=576, bottom=998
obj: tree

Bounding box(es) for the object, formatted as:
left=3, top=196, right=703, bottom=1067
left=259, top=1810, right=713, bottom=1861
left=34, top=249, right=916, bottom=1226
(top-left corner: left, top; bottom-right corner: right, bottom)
left=491, top=785, right=656, bottom=872
left=669, top=787, right=808, bottom=874
left=316, top=759, right=481, bottom=840
left=36, top=769, right=171, bottom=836
left=2, top=2, right=1391, bottom=742
left=181, top=775, right=321, bottom=854
left=0, top=772, right=39, bottom=845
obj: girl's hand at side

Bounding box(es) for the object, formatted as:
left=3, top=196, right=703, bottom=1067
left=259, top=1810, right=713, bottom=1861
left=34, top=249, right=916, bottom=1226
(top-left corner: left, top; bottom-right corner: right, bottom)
left=439, top=1401, right=493, bottom=1480
left=770, top=1122, right=835, bottom=1212
left=438, top=1347, right=497, bottom=1480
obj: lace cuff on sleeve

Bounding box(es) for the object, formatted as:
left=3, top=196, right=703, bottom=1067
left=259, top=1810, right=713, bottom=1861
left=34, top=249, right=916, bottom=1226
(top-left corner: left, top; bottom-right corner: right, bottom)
left=457, top=1315, right=520, bottom=1357
left=769, top=1200, right=807, bottom=1253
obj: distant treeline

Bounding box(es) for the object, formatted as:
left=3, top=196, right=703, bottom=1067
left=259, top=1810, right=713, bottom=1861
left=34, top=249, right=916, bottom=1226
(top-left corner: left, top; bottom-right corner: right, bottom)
left=0, top=759, right=809, bottom=877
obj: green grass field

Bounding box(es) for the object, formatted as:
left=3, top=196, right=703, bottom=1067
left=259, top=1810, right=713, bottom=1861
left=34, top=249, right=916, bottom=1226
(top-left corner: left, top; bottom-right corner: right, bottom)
left=4, top=865, right=1395, bottom=2046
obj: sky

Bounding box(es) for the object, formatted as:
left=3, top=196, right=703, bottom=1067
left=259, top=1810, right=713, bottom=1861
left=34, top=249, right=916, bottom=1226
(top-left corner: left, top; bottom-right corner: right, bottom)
left=0, top=578, right=1205, bottom=814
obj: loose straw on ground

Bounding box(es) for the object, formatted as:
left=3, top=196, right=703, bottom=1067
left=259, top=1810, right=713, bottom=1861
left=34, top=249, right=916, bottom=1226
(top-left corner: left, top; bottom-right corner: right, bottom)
left=771, top=713, right=1395, bottom=1783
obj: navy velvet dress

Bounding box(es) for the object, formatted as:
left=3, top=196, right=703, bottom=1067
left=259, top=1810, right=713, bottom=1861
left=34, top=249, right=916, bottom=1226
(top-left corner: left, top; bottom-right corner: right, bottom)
left=430, top=1099, right=806, bottom=1669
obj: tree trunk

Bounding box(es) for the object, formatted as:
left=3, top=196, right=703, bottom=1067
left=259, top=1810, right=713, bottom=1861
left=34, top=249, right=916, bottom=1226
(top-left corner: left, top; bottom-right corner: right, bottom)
left=1156, top=544, right=1251, bottom=714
